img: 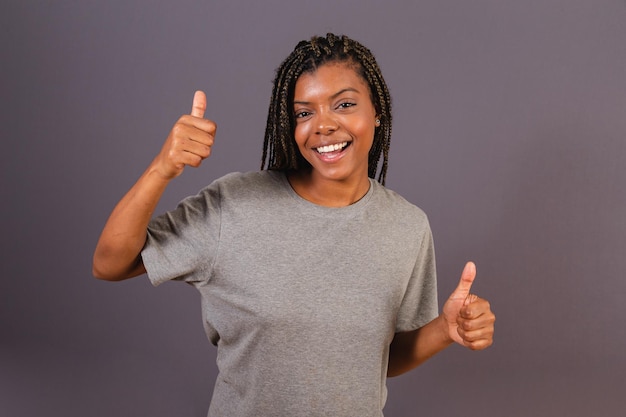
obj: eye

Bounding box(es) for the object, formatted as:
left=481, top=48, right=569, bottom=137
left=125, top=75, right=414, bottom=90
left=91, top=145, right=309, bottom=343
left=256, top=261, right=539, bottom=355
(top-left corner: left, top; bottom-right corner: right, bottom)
left=294, top=110, right=311, bottom=119
left=337, top=102, right=356, bottom=110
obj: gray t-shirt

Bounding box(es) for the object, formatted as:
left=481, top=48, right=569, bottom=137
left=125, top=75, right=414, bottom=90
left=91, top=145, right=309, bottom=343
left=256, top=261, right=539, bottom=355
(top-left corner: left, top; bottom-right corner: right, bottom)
left=142, top=170, right=438, bottom=417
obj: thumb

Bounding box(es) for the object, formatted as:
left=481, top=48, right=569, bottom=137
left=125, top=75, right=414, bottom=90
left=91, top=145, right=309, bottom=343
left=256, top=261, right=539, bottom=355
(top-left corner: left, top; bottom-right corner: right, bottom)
left=452, top=261, right=476, bottom=301
left=190, top=90, right=206, bottom=118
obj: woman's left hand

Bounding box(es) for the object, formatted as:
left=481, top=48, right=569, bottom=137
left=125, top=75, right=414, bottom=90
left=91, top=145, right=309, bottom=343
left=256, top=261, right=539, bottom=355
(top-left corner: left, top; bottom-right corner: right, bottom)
left=442, top=262, right=496, bottom=350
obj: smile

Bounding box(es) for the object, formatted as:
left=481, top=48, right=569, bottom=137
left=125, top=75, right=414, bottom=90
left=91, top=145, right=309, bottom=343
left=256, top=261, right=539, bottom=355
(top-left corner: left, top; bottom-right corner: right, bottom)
left=316, top=141, right=349, bottom=154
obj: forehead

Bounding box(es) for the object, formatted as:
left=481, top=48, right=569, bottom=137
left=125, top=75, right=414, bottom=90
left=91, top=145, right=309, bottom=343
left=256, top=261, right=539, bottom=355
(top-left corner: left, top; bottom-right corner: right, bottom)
left=294, top=62, right=370, bottom=98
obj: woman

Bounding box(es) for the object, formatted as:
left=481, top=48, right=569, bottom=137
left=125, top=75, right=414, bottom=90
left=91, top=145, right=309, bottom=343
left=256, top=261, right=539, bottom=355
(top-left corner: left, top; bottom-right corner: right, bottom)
left=93, top=33, right=495, bottom=416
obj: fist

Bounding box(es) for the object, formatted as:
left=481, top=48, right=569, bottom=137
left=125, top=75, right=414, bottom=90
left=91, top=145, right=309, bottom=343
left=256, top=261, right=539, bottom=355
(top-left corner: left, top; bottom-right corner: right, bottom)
left=443, top=262, right=496, bottom=350
left=153, top=91, right=217, bottom=180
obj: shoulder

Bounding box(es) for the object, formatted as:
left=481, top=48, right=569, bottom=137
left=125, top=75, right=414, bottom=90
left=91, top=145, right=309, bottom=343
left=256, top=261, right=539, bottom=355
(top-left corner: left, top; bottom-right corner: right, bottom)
left=213, top=170, right=283, bottom=187
left=207, top=170, right=285, bottom=196
left=194, top=170, right=288, bottom=210
left=370, top=180, right=429, bottom=222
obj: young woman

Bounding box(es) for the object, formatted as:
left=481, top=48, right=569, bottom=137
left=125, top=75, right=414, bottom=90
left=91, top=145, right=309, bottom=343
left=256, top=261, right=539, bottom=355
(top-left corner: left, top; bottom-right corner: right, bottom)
left=93, top=33, right=495, bottom=416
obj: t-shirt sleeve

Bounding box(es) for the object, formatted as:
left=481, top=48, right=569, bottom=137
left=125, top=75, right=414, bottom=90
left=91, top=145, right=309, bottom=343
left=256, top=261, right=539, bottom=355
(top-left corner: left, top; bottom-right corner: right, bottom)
left=394, top=222, right=438, bottom=332
left=141, top=181, right=222, bottom=287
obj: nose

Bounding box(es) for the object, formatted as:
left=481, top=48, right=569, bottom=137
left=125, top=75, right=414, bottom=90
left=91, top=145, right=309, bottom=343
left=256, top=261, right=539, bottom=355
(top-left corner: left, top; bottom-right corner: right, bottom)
left=315, top=110, right=338, bottom=135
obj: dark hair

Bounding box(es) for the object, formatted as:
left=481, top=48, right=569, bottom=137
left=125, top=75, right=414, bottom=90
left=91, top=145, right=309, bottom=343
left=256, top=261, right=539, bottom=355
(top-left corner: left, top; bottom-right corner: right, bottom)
left=261, top=33, right=393, bottom=185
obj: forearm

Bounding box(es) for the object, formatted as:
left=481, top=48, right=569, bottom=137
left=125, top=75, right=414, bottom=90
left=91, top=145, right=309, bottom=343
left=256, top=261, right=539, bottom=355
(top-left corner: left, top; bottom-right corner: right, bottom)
left=387, top=315, right=453, bottom=377
left=93, top=91, right=217, bottom=281
left=93, top=165, right=171, bottom=281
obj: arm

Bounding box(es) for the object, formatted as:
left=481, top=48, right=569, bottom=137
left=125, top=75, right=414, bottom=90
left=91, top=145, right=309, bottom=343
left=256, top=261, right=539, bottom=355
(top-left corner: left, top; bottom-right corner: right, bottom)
left=92, top=91, right=216, bottom=281
left=388, top=262, right=496, bottom=377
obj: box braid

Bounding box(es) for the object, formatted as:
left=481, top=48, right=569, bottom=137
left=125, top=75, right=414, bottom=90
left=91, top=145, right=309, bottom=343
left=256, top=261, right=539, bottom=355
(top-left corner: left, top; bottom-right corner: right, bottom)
left=261, top=33, right=393, bottom=185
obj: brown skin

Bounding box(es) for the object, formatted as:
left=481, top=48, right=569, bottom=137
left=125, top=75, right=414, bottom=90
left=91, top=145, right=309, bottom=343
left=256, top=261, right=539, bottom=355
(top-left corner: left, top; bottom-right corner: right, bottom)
left=93, top=67, right=495, bottom=377
left=388, top=262, right=495, bottom=376
left=92, top=91, right=215, bottom=281
left=289, top=62, right=377, bottom=207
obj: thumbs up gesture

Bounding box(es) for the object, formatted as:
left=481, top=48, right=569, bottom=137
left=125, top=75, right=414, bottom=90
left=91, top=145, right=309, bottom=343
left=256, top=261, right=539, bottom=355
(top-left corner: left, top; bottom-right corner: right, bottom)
left=152, top=91, right=217, bottom=180
left=442, top=262, right=495, bottom=350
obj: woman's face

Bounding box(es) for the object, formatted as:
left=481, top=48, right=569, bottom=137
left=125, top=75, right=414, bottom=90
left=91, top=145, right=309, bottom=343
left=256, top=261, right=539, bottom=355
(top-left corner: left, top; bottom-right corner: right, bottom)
left=292, top=62, right=378, bottom=185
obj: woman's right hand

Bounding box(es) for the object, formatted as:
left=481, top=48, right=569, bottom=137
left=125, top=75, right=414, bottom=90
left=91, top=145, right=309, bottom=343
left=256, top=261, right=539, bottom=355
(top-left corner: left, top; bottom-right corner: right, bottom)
left=93, top=90, right=217, bottom=281
left=151, top=90, right=217, bottom=180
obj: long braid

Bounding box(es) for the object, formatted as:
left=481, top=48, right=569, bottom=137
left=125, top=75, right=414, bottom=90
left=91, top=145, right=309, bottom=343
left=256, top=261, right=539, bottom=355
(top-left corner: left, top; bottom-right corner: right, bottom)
left=261, top=34, right=393, bottom=185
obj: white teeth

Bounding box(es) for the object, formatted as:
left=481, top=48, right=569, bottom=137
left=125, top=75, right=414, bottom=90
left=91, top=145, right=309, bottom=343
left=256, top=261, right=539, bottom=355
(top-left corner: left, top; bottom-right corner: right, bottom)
left=316, top=142, right=348, bottom=153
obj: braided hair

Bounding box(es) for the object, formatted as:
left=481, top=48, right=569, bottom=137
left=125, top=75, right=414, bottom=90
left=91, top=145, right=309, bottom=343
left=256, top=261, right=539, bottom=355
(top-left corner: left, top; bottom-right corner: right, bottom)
left=261, top=33, right=393, bottom=185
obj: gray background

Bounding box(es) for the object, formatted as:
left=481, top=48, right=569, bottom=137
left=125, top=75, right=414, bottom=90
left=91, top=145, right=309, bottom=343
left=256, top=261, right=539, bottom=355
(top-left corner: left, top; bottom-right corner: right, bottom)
left=2, top=0, right=625, bottom=416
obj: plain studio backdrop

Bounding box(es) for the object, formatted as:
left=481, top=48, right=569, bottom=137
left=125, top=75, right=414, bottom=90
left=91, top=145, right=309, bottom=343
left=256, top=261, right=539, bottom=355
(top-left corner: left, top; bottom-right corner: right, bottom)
left=2, top=1, right=625, bottom=416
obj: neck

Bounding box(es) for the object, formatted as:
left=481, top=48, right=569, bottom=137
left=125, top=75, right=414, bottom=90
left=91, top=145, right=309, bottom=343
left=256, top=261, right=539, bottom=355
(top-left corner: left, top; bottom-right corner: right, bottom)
left=286, top=170, right=371, bottom=207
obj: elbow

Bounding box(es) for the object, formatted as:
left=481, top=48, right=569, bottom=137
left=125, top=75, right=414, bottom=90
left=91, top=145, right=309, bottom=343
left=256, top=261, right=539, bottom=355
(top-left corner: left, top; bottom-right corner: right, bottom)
left=92, top=260, right=120, bottom=281
left=92, top=267, right=112, bottom=281
left=92, top=248, right=114, bottom=281
left=92, top=250, right=138, bottom=282
left=92, top=264, right=135, bottom=281
left=387, top=367, right=403, bottom=378
left=92, top=252, right=106, bottom=280
left=387, top=329, right=422, bottom=377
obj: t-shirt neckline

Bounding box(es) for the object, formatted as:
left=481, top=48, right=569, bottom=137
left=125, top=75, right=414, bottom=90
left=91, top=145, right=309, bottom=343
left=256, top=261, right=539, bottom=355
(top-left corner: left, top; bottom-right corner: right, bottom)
left=274, top=170, right=375, bottom=215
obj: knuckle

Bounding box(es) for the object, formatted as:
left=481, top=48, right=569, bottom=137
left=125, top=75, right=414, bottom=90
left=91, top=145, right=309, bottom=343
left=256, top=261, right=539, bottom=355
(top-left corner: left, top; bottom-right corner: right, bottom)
left=167, top=149, right=178, bottom=160
left=179, top=114, right=192, bottom=123
left=191, top=154, right=203, bottom=166
left=171, top=124, right=185, bottom=137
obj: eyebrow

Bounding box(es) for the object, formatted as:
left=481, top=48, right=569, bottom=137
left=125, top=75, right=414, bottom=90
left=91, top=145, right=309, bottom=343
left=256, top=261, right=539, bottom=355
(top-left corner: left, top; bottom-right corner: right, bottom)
left=293, top=87, right=361, bottom=105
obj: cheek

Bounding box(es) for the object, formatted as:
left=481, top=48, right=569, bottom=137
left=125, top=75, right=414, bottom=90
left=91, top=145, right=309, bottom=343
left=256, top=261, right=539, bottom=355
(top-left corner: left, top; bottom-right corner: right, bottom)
left=353, top=120, right=376, bottom=143
left=294, top=124, right=310, bottom=148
